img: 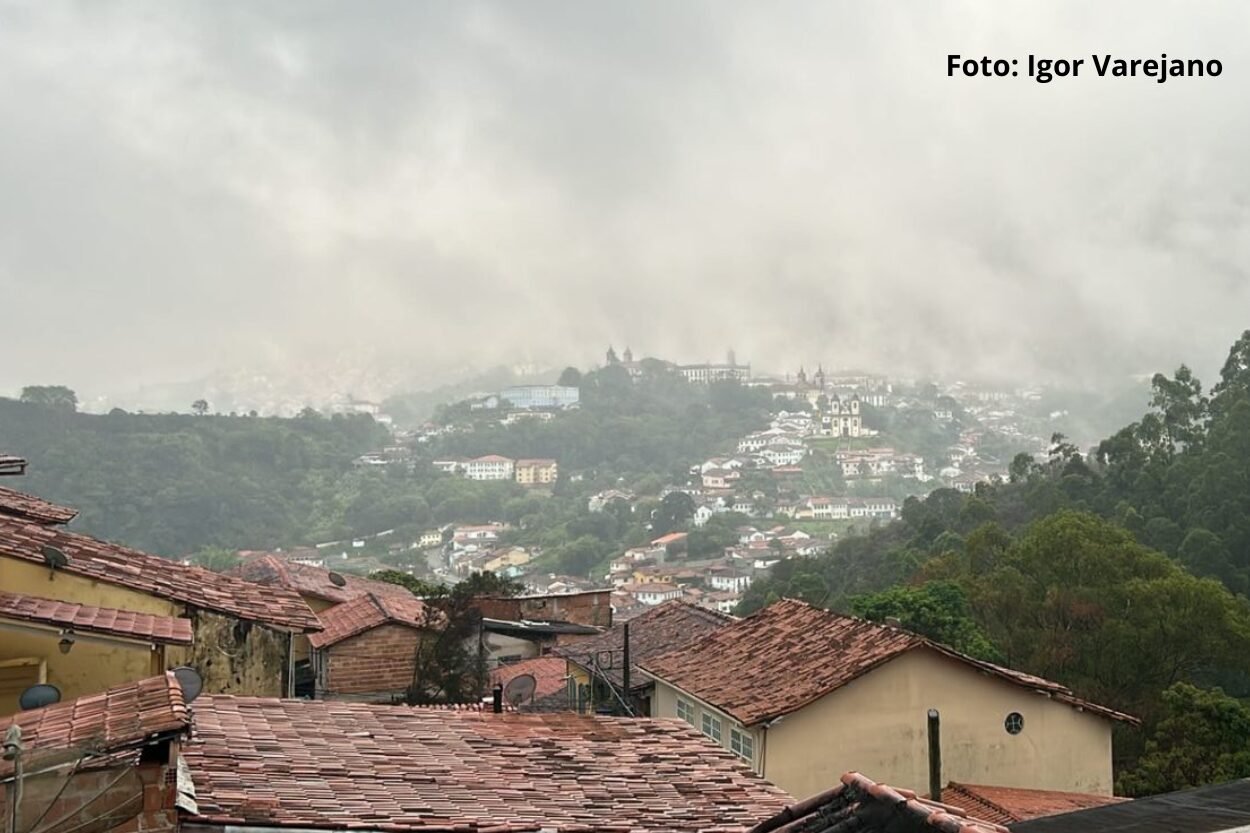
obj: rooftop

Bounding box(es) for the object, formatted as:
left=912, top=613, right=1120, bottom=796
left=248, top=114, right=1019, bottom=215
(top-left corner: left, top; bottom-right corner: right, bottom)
left=0, top=484, right=79, bottom=525
left=307, top=592, right=433, bottom=649
left=559, top=600, right=733, bottom=690
left=1010, top=777, right=1250, bottom=833
left=0, top=516, right=320, bottom=632
left=640, top=598, right=1136, bottom=727
left=0, top=589, right=194, bottom=645
left=0, top=673, right=189, bottom=779
left=181, top=695, right=791, bottom=833
left=940, top=782, right=1129, bottom=825
left=749, top=772, right=1007, bottom=833
left=0, top=454, right=27, bottom=476
left=230, top=553, right=417, bottom=605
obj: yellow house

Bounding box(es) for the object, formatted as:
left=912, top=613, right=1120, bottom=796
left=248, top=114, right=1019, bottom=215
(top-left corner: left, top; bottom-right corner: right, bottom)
left=0, top=501, right=320, bottom=714
left=514, top=459, right=559, bottom=487
left=482, top=547, right=532, bottom=574
left=640, top=599, right=1136, bottom=800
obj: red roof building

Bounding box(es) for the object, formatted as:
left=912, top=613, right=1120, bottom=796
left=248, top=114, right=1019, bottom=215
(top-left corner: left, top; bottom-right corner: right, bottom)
left=0, top=589, right=194, bottom=645
left=939, top=782, right=1129, bottom=825
left=307, top=593, right=435, bottom=703
left=231, top=553, right=417, bottom=608
left=0, top=484, right=78, bottom=525
left=180, top=695, right=792, bottom=833
left=640, top=599, right=1136, bottom=801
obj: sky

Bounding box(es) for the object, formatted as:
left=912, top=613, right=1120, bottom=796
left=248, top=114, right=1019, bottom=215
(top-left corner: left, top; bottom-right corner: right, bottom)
left=2, top=1, right=1248, bottom=404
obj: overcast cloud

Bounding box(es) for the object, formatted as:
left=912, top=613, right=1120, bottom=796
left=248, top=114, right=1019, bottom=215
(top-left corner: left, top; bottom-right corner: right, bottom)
left=2, top=1, right=1248, bottom=402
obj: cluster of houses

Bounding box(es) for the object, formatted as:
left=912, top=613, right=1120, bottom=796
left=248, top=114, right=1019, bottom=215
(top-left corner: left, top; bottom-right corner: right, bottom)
left=3, top=452, right=1234, bottom=833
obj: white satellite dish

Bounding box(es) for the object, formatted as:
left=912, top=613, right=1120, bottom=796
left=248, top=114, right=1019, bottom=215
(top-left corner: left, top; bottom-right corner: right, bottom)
left=502, top=673, right=537, bottom=705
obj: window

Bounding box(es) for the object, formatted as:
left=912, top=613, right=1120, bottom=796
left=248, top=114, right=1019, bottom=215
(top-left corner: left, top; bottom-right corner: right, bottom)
left=677, top=698, right=694, bottom=724
left=701, top=713, right=723, bottom=742
left=1005, top=711, right=1024, bottom=735
left=730, top=728, right=754, bottom=762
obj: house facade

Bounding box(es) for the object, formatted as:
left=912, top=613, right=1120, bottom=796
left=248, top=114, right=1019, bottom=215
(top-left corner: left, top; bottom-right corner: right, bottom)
left=462, top=455, right=516, bottom=481
left=515, top=458, right=559, bottom=486
left=640, top=599, right=1134, bottom=801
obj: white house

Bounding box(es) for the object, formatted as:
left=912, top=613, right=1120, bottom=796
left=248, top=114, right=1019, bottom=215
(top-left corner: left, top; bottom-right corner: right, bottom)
left=462, top=455, right=516, bottom=481
left=630, top=583, right=685, bottom=605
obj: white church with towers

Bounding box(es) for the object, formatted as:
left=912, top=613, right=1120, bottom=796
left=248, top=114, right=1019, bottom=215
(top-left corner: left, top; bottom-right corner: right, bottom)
left=792, top=365, right=862, bottom=438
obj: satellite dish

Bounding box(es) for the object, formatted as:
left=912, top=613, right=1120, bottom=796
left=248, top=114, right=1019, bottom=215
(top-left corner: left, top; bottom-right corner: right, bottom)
left=171, top=666, right=204, bottom=702
left=19, top=683, right=62, bottom=711
left=327, top=571, right=347, bottom=587
left=502, top=673, right=537, bottom=705
left=41, top=545, right=70, bottom=569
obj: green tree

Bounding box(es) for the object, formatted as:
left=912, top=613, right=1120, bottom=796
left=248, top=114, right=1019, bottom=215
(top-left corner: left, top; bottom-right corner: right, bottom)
left=20, top=385, right=78, bottom=411
left=1118, top=683, right=1250, bottom=796
left=192, top=399, right=210, bottom=416
left=557, top=367, right=582, bottom=387
left=850, top=581, right=1001, bottom=661
left=186, top=546, right=240, bottom=572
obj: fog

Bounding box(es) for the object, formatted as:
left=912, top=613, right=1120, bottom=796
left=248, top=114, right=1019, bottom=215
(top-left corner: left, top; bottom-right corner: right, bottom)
left=2, top=1, right=1248, bottom=405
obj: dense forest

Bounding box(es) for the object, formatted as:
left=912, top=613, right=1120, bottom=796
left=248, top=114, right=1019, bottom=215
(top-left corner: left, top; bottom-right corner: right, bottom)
left=741, top=330, right=1250, bottom=795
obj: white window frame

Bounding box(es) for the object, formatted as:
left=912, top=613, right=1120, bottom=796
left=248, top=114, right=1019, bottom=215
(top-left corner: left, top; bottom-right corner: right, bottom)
left=701, top=712, right=722, bottom=742
left=730, top=727, right=754, bottom=762
left=676, top=698, right=694, bottom=724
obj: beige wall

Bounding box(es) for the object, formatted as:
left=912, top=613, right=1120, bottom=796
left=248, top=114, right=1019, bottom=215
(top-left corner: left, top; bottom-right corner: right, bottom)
left=1, top=556, right=179, bottom=616
left=0, top=627, right=162, bottom=715
left=650, top=647, right=1114, bottom=802
left=651, top=676, right=761, bottom=772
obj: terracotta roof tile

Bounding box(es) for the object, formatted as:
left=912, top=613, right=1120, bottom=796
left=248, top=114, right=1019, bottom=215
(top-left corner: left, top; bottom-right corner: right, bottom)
left=640, top=598, right=1136, bottom=726
left=0, top=484, right=78, bottom=525
left=307, top=592, right=432, bottom=648
left=558, top=600, right=733, bottom=689
left=750, top=772, right=1009, bottom=833
left=0, top=589, right=194, bottom=644
left=182, top=696, right=791, bottom=832
left=0, top=673, right=189, bottom=778
left=940, top=782, right=1128, bottom=824
left=0, top=516, right=320, bottom=631
left=230, top=554, right=417, bottom=605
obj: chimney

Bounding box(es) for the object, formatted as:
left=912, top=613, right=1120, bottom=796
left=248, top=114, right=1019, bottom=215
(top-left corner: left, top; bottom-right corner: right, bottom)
left=927, top=708, right=942, bottom=801
left=492, top=684, right=503, bottom=714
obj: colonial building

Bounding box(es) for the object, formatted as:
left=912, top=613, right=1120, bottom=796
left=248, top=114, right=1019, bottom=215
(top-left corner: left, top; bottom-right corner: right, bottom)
left=514, top=458, right=559, bottom=486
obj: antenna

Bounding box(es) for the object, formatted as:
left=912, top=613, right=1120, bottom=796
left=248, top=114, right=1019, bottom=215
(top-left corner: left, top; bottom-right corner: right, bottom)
left=41, top=545, right=69, bottom=578
left=171, top=666, right=204, bottom=702
left=502, top=674, right=537, bottom=706
left=18, top=684, right=61, bottom=711
left=327, top=571, right=348, bottom=587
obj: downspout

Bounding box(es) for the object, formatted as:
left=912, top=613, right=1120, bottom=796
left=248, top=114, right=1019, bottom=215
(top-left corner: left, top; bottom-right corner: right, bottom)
left=927, top=709, right=942, bottom=802
left=286, top=631, right=296, bottom=698
left=621, top=622, right=631, bottom=716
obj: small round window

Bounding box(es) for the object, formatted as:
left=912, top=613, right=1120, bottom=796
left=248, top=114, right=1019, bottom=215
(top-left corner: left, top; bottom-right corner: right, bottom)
left=1005, top=712, right=1024, bottom=735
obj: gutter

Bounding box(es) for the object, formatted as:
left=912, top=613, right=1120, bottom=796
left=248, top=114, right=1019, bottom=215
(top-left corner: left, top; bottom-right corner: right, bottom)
left=0, top=619, right=172, bottom=650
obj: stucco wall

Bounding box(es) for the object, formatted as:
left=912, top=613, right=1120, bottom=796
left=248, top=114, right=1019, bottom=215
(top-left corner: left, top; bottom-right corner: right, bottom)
left=0, top=628, right=161, bottom=715
left=651, top=678, right=761, bottom=770
left=166, top=609, right=290, bottom=697
left=1, top=555, right=178, bottom=616
left=763, top=648, right=1114, bottom=800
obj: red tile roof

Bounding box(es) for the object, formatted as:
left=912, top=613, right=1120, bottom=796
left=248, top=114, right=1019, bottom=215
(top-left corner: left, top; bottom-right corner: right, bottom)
left=750, top=772, right=1009, bottom=833
left=651, top=532, right=688, bottom=546
left=940, top=782, right=1129, bottom=824
left=0, top=589, right=194, bottom=645
left=490, top=657, right=569, bottom=710
left=230, top=553, right=417, bottom=605
left=181, top=695, right=791, bottom=832
left=0, top=484, right=79, bottom=525
left=640, top=598, right=1136, bottom=727
left=559, top=600, right=733, bottom=689
left=0, top=673, right=189, bottom=778
left=307, top=592, right=433, bottom=649
left=0, top=516, right=320, bottom=632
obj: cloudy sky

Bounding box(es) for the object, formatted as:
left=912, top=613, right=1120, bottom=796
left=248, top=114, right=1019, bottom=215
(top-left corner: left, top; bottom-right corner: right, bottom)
left=2, top=1, right=1248, bottom=401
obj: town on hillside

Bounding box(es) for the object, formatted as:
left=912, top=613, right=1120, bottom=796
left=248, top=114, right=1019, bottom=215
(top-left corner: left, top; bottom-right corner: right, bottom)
left=5, top=5, right=1247, bottom=831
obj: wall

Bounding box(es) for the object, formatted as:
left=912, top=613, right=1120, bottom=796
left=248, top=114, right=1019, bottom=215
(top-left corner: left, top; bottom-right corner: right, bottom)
left=0, top=745, right=178, bottom=833
left=165, top=609, right=290, bottom=698
left=0, top=627, right=161, bottom=716
left=0, top=555, right=177, bottom=616
left=763, top=648, right=1114, bottom=801
left=651, top=678, right=760, bottom=771
left=476, top=591, right=612, bottom=628
left=319, top=623, right=423, bottom=702
left=0, top=555, right=293, bottom=700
